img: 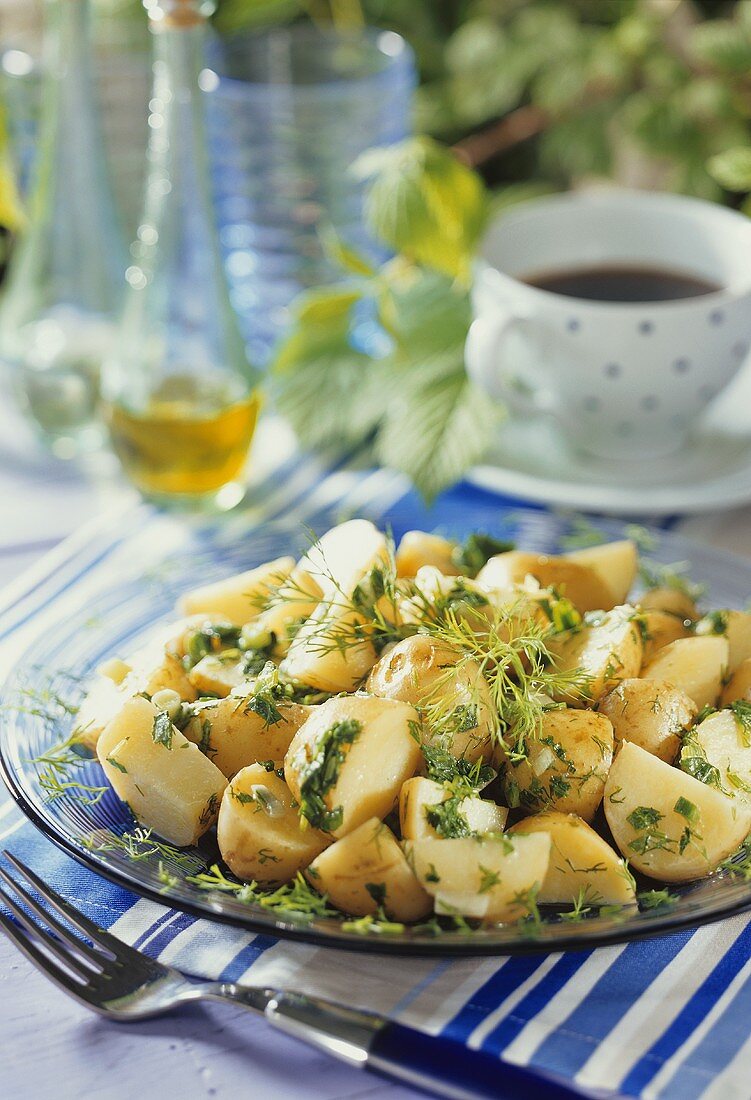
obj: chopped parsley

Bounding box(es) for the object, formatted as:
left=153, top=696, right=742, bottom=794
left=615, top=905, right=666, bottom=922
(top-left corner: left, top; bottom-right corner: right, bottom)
left=452, top=533, right=514, bottom=577
left=151, top=710, right=174, bottom=750
left=425, top=796, right=472, bottom=838
left=297, top=718, right=362, bottom=832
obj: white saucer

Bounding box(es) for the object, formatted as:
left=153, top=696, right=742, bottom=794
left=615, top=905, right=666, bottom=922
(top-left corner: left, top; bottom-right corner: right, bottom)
left=467, top=364, right=751, bottom=516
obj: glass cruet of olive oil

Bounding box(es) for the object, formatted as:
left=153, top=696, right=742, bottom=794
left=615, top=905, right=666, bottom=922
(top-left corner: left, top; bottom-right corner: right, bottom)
left=104, top=0, right=262, bottom=511
left=0, top=0, right=125, bottom=460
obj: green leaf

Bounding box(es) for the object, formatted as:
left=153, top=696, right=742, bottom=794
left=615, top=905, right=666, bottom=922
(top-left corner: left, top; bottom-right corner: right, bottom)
left=272, top=285, right=385, bottom=454
left=319, top=227, right=377, bottom=278
left=353, top=137, right=487, bottom=280
left=707, top=147, right=751, bottom=193
left=690, top=20, right=751, bottom=74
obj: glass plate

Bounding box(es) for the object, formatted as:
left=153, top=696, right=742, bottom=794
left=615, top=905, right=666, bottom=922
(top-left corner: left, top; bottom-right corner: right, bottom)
left=3, top=504, right=751, bottom=956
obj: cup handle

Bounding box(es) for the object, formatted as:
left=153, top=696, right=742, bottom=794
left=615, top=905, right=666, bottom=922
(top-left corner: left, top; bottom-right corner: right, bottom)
left=465, top=306, right=554, bottom=416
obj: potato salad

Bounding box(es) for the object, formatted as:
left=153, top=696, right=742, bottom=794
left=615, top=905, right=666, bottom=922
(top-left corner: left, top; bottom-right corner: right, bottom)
left=77, top=520, right=751, bottom=927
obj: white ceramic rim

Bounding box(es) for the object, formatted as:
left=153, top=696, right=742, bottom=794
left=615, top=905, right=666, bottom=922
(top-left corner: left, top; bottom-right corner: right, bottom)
left=479, top=188, right=751, bottom=311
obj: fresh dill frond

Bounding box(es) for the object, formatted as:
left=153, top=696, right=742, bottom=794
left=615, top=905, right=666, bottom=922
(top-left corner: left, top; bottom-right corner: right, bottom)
left=420, top=600, right=587, bottom=759
left=186, top=865, right=337, bottom=919
left=82, top=827, right=200, bottom=869
left=28, top=728, right=108, bottom=806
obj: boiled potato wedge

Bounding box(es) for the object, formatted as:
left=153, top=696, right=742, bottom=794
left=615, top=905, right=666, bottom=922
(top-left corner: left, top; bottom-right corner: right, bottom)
left=563, top=540, right=637, bottom=608
left=177, top=557, right=294, bottom=624
left=548, top=605, right=643, bottom=706
left=280, top=601, right=376, bottom=693
left=641, top=636, right=728, bottom=710
left=639, top=587, right=698, bottom=620
left=399, top=777, right=507, bottom=841
left=721, top=657, right=751, bottom=707
left=604, top=741, right=751, bottom=881
left=405, top=833, right=551, bottom=922
left=395, top=531, right=460, bottom=579
left=285, top=695, right=422, bottom=838
left=366, top=636, right=496, bottom=763
left=187, top=654, right=245, bottom=697
left=681, top=708, right=751, bottom=807
left=640, top=609, right=692, bottom=665
left=501, top=708, right=613, bottom=822
left=97, top=695, right=227, bottom=846
left=307, top=818, right=431, bottom=921
left=510, top=812, right=636, bottom=906
left=477, top=551, right=613, bottom=614
left=696, top=610, right=751, bottom=673
left=218, top=763, right=330, bottom=884
left=254, top=564, right=323, bottom=657
left=299, top=519, right=387, bottom=600
left=598, top=678, right=697, bottom=763
left=183, top=696, right=310, bottom=778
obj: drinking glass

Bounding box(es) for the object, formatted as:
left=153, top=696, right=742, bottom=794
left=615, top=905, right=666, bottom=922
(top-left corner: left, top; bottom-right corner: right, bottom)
left=206, top=25, right=416, bottom=363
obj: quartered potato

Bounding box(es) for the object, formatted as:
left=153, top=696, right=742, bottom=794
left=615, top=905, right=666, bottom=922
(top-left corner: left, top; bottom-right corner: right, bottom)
left=501, top=708, right=613, bottom=822
left=306, top=818, right=431, bottom=921
left=639, top=587, right=698, bottom=620
left=97, top=695, right=227, bottom=846
left=548, top=605, right=643, bottom=706
left=405, top=832, right=551, bottom=922
left=563, top=539, right=638, bottom=608
left=476, top=551, right=614, bottom=614
left=218, top=763, right=330, bottom=884
left=681, top=708, right=751, bottom=807
left=280, top=600, right=377, bottom=692
left=721, top=657, right=751, bottom=707
left=285, top=695, right=422, bottom=838
left=598, top=678, right=697, bottom=764
left=395, top=531, right=460, bottom=579
left=299, top=519, right=387, bottom=599
left=640, top=609, right=692, bottom=665
left=177, top=557, right=294, bottom=624
left=695, top=610, right=751, bottom=673
left=399, top=777, right=507, bottom=841
left=641, top=635, right=728, bottom=710
left=366, top=636, right=497, bottom=763
left=604, top=741, right=751, bottom=882
left=183, top=695, right=310, bottom=778
left=187, top=653, right=245, bottom=697
left=510, top=812, right=636, bottom=906
left=254, top=564, right=323, bottom=657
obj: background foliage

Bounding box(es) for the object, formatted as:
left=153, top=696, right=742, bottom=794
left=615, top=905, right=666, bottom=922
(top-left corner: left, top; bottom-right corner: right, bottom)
left=210, top=0, right=751, bottom=206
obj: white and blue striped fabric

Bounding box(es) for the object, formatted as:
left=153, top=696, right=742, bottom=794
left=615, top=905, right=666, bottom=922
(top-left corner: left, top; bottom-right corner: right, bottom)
left=2, top=443, right=751, bottom=1100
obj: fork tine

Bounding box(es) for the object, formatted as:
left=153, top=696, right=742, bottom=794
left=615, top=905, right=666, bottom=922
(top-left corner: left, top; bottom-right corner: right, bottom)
left=3, top=851, right=134, bottom=962
left=0, top=880, right=94, bottom=981
left=0, top=864, right=107, bottom=972
left=0, top=909, right=100, bottom=1009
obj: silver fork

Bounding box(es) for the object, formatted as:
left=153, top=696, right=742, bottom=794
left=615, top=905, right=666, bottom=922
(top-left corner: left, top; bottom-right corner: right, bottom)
left=0, top=851, right=586, bottom=1100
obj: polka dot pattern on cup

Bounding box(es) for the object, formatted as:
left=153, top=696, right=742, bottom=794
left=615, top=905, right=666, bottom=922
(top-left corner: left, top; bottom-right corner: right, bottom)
left=709, top=309, right=725, bottom=326
left=640, top=395, right=659, bottom=411
left=673, top=357, right=690, bottom=373
left=566, top=318, right=580, bottom=332
left=638, top=320, right=654, bottom=335
left=604, top=362, right=621, bottom=378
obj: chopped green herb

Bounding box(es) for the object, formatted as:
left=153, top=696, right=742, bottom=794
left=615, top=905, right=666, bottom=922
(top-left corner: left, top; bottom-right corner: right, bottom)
left=151, top=710, right=174, bottom=749
left=296, top=718, right=362, bottom=832
left=452, top=533, right=514, bottom=577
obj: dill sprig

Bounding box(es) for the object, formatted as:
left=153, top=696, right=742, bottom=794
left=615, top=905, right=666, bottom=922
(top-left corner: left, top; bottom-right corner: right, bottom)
left=29, top=729, right=108, bottom=806
left=420, top=601, right=587, bottom=760
left=186, top=864, right=337, bottom=919
left=82, top=827, right=200, bottom=869
left=637, top=558, right=706, bottom=601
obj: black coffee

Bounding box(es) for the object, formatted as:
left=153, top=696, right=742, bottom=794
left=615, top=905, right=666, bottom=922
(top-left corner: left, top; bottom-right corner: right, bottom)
left=523, top=264, right=721, bottom=303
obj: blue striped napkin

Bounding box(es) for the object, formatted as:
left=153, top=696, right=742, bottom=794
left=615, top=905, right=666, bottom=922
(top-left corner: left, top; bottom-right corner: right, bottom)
left=1, top=450, right=750, bottom=1100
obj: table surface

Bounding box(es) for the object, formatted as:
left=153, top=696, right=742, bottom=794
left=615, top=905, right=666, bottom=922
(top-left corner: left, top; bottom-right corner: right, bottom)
left=3, top=401, right=751, bottom=1100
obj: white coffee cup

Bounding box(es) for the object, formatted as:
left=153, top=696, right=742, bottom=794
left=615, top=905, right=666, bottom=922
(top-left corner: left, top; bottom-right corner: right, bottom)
left=465, top=190, right=751, bottom=460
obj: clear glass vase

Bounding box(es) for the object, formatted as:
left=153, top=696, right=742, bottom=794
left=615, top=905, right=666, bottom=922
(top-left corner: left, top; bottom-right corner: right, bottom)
left=0, top=0, right=125, bottom=460
left=103, top=0, right=262, bottom=512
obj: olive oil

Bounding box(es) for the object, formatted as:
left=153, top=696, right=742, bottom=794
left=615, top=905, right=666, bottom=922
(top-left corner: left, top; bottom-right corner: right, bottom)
left=108, top=385, right=260, bottom=502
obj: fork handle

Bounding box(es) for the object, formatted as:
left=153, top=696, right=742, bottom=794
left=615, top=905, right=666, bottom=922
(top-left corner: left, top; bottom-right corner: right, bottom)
left=254, top=989, right=587, bottom=1100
